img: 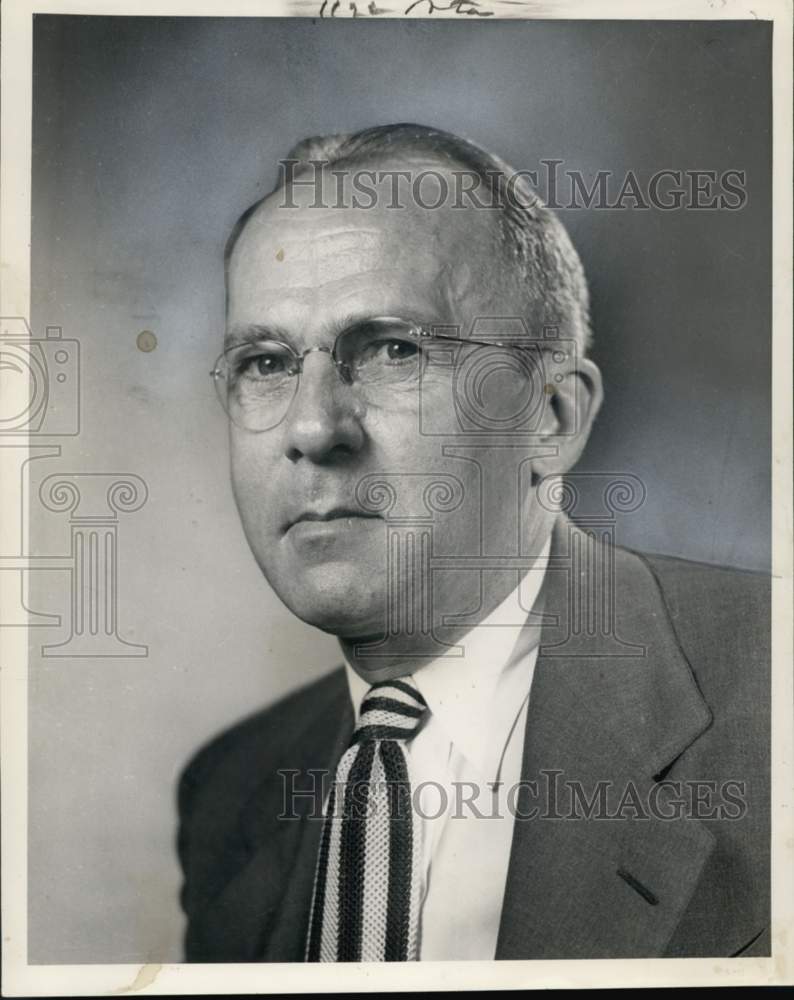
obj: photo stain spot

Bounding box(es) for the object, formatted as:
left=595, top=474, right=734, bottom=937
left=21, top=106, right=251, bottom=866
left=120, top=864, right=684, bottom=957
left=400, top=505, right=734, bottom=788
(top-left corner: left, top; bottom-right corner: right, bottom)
left=544, top=383, right=555, bottom=394
left=137, top=330, right=157, bottom=353
left=275, top=249, right=285, bottom=261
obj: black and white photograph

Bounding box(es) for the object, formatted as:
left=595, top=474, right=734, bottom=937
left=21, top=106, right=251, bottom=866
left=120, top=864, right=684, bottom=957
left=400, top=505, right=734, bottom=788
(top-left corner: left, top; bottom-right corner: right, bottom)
left=1, top=0, right=791, bottom=994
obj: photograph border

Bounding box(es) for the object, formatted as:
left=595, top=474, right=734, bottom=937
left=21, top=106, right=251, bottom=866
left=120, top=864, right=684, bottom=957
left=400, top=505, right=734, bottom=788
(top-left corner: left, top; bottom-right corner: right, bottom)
left=1, top=0, right=791, bottom=993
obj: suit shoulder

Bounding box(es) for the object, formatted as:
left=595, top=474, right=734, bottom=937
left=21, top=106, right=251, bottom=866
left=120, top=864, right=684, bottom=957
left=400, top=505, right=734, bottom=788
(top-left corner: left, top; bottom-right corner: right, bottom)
left=177, top=664, right=346, bottom=814
left=176, top=664, right=347, bottom=935
left=623, top=546, right=770, bottom=718
left=629, top=549, right=770, bottom=649
left=630, top=548, right=770, bottom=605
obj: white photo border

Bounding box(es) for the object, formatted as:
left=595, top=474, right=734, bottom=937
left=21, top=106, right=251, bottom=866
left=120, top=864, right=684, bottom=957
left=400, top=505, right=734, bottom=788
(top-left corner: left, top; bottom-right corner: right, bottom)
left=1, top=0, right=791, bottom=994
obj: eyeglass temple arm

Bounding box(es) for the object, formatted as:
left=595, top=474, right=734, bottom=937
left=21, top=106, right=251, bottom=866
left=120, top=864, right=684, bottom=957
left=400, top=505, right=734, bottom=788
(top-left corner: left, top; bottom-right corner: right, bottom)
left=412, top=327, right=564, bottom=354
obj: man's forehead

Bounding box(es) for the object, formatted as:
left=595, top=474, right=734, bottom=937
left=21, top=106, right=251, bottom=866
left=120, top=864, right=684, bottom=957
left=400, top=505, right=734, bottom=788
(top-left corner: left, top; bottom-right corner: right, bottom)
left=225, top=162, right=518, bottom=330
left=235, top=205, right=414, bottom=265
left=230, top=163, right=502, bottom=271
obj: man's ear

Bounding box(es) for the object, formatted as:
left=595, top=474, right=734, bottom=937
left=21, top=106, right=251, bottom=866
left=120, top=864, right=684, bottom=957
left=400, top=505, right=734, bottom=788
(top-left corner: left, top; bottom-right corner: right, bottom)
left=531, top=356, right=604, bottom=479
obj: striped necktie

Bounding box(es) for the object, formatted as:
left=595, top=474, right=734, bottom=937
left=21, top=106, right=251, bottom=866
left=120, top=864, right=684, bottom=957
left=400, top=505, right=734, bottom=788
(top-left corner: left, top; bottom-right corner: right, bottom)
left=305, top=677, right=429, bottom=962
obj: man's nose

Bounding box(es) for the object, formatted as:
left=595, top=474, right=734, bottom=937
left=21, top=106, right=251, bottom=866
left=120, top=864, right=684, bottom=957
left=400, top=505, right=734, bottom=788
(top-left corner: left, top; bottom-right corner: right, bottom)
left=282, top=351, right=365, bottom=463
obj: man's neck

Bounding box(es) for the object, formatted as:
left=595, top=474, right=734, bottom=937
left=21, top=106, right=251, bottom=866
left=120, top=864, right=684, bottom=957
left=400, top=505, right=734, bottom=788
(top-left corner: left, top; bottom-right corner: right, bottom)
left=341, top=523, right=554, bottom=684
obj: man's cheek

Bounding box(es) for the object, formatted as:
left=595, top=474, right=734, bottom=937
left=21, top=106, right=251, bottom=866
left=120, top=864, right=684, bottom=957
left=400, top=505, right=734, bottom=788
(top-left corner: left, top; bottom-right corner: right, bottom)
left=231, top=436, right=275, bottom=488
left=231, top=456, right=280, bottom=540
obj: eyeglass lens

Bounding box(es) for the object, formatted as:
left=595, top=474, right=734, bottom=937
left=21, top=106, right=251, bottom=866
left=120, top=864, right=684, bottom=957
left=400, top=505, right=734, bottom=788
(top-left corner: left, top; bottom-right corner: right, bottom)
left=213, top=318, right=545, bottom=432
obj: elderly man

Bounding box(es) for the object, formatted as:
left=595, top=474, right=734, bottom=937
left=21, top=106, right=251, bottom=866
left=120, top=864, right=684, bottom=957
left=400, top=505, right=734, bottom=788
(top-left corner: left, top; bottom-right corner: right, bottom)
left=176, top=124, right=770, bottom=963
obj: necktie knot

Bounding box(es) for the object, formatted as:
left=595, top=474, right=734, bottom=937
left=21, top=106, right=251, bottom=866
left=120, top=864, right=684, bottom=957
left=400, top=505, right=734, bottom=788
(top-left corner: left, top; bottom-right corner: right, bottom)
left=352, top=677, right=428, bottom=745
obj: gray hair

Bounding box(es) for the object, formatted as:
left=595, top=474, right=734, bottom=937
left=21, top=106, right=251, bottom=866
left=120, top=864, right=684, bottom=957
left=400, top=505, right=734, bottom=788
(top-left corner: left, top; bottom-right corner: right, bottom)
left=225, top=123, right=592, bottom=354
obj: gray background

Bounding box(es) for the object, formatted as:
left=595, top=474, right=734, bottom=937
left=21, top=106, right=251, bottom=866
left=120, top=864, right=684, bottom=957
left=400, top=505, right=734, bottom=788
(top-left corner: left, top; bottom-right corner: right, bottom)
left=28, top=16, right=771, bottom=962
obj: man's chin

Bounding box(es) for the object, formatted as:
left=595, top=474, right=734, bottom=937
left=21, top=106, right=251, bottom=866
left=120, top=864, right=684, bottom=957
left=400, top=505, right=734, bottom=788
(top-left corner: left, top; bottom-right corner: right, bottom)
left=272, top=569, right=386, bottom=638
left=292, top=602, right=386, bottom=640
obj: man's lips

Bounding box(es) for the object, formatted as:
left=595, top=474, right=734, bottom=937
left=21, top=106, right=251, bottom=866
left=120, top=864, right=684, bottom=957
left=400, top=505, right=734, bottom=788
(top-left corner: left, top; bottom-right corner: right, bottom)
left=284, top=507, right=382, bottom=532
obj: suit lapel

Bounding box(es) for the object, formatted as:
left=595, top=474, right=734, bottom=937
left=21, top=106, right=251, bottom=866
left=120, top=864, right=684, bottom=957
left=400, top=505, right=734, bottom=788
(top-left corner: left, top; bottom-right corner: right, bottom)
left=495, top=516, right=716, bottom=958
left=259, top=699, right=354, bottom=962
left=197, top=676, right=353, bottom=961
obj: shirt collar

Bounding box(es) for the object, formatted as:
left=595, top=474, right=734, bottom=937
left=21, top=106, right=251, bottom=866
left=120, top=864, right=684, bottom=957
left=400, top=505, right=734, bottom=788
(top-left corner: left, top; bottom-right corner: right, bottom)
left=343, top=532, right=551, bottom=782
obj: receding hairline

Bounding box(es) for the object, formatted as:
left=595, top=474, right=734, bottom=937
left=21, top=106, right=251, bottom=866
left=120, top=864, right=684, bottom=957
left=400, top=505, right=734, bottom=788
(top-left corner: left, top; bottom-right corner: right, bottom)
left=227, top=151, right=509, bottom=254
left=226, top=146, right=511, bottom=261
left=223, top=123, right=593, bottom=353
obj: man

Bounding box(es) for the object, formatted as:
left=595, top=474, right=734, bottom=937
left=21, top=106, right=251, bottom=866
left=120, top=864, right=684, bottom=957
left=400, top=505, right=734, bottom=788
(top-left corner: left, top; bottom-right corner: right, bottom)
left=177, top=124, right=770, bottom=962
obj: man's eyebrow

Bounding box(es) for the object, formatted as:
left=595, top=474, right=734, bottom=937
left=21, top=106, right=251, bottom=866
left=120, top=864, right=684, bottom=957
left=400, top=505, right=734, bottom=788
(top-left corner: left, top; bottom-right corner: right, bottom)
left=332, top=311, right=430, bottom=333
left=223, top=323, right=290, bottom=350
left=223, top=312, right=433, bottom=351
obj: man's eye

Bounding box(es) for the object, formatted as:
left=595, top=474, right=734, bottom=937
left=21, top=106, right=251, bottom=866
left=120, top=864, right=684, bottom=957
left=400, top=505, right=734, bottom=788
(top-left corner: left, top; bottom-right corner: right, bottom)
left=377, top=338, right=420, bottom=363
left=240, top=352, right=290, bottom=379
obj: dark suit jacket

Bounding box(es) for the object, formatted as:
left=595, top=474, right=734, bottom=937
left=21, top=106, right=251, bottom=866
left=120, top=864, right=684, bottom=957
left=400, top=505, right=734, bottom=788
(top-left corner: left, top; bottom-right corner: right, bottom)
left=176, top=516, right=771, bottom=961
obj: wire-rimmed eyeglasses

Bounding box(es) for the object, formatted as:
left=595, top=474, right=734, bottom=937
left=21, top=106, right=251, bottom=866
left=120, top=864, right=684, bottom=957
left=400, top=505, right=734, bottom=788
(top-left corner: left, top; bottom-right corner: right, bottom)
left=211, top=316, right=565, bottom=432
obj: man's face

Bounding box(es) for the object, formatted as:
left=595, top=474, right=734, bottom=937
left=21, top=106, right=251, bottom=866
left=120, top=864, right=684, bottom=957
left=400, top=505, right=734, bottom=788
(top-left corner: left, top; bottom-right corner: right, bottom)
left=225, top=166, right=575, bottom=643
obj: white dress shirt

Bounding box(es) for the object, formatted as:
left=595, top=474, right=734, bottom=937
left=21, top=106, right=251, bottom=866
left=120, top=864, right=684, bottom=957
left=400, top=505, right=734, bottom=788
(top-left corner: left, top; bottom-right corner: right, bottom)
left=342, top=534, right=550, bottom=961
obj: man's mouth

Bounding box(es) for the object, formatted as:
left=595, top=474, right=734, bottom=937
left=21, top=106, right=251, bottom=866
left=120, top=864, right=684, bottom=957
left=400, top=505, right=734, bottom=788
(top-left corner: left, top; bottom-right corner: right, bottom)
left=285, top=507, right=383, bottom=533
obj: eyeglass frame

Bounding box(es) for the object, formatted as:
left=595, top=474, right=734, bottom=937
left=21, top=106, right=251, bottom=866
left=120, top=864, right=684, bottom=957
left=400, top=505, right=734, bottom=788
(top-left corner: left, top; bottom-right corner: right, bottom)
left=209, top=316, right=567, bottom=381
left=210, top=316, right=570, bottom=426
